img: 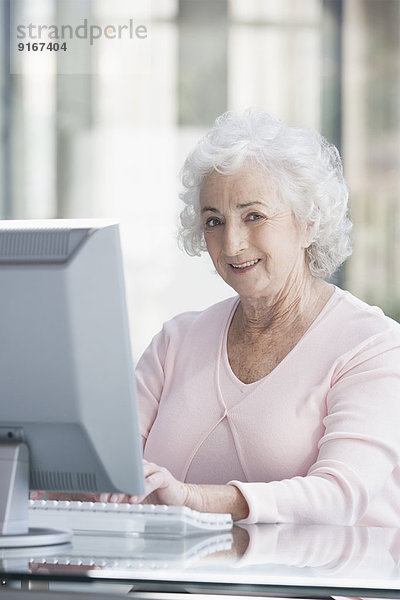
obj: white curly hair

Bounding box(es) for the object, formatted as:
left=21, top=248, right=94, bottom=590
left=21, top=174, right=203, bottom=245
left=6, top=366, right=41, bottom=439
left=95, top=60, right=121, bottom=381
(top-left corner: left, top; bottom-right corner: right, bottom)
left=178, top=108, right=352, bottom=278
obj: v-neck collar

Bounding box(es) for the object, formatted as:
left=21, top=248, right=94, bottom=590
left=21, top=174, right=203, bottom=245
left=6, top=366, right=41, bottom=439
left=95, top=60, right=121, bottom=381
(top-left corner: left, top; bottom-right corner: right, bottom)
left=219, top=285, right=341, bottom=392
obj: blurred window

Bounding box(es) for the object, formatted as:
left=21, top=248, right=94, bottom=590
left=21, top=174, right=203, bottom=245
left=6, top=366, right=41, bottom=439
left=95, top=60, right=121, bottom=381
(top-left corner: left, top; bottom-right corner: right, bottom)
left=1, top=0, right=399, bottom=360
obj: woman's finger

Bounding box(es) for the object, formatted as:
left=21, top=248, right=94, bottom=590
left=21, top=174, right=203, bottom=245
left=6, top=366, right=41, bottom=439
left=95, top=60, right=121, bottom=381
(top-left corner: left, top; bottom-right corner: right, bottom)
left=128, top=467, right=170, bottom=504
left=133, top=471, right=167, bottom=503
left=143, top=460, right=164, bottom=476
left=30, top=491, right=43, bottom=500
left=106, top=493, right=128, bottom=503
left=145, top=470, right=167, bottom=495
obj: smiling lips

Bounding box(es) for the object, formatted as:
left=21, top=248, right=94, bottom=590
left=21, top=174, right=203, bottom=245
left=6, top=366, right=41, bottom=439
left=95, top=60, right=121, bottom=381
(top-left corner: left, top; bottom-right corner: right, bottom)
left=229, top=258, right=261, bottom=272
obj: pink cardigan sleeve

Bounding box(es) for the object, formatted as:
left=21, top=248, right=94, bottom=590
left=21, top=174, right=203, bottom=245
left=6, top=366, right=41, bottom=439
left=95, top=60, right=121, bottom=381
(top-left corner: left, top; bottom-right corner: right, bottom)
left=230, top=330, right=400, bottom=525
left=135, top=328, right=166, bottom=449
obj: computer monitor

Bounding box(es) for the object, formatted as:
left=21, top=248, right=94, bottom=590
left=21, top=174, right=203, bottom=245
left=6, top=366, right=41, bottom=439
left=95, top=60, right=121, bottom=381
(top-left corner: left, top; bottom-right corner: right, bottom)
left=0, top=219, right=144, bottom=547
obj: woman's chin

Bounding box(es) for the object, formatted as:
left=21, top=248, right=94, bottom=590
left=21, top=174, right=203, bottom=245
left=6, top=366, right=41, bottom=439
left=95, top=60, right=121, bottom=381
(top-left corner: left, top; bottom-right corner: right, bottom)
left=229, top=281, right=272, bottom=299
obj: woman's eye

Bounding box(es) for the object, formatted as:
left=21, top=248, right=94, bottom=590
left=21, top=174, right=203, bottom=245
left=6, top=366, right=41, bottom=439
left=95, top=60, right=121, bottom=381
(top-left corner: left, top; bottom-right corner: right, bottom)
left=247, top=213, right=264, bottom=222
left=205, top=217, right=222, bottom=228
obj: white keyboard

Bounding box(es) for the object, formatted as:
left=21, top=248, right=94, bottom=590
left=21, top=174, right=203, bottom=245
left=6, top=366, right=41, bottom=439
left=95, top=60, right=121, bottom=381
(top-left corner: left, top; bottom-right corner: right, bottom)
left=28, top=500, right=233, bottom=537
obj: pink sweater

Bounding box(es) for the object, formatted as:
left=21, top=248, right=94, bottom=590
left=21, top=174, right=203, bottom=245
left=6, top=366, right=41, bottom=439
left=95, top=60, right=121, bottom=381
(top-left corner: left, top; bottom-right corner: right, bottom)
left=136, top=286, right=400, bottom=526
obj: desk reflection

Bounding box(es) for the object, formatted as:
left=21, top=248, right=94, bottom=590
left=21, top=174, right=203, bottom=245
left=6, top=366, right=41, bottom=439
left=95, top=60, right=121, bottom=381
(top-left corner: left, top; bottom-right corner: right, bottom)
left=0, top=524, right=399, bottom=587
left=232, top=524, right=400, bottom=577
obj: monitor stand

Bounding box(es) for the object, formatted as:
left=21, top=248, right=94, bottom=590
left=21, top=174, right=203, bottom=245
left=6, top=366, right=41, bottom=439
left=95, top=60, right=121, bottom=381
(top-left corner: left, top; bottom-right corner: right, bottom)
left=0, top=441, right=72, bottom=548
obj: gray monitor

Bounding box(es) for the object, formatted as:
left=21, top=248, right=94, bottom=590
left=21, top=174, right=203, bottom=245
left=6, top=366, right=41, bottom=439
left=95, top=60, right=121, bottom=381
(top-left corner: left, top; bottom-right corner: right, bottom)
left=0, top=219, right=144, bottom=547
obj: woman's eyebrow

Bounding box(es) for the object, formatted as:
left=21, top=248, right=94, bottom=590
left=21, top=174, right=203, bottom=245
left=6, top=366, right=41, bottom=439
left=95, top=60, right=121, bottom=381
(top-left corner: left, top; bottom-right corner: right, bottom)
left=201, top=201, right=266, bottom=214
left=236, top=201, right=266, bottom=209
left=201, top=206, right=220, bottom=214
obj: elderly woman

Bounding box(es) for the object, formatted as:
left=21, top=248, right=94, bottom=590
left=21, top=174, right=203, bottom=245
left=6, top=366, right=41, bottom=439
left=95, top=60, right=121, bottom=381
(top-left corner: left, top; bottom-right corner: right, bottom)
left=134, top=109, right=400, bottom=526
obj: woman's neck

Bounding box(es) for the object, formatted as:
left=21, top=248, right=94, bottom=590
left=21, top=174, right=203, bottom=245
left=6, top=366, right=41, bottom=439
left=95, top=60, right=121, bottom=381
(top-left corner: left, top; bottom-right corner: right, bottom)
left=233, top=277, right=333, bottom=342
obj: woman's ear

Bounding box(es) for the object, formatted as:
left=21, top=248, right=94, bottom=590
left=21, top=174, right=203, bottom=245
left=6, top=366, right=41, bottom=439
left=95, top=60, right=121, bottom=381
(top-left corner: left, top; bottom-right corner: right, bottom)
left=301, top=223, right=314, bottom=249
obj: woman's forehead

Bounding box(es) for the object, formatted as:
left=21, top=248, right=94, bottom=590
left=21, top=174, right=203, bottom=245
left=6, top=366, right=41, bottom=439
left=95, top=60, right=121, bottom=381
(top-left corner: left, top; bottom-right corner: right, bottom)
left=200, top=166, right=282, bottom=209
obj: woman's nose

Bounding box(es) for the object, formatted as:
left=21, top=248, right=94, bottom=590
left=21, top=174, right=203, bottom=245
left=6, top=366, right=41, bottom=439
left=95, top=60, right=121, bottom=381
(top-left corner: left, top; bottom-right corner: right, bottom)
left=222, top=222, right=248, bottom=257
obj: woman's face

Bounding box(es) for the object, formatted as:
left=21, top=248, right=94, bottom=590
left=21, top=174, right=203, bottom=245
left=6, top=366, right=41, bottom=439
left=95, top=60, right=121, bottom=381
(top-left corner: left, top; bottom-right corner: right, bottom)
left=200, top=166, right=311, bottom=299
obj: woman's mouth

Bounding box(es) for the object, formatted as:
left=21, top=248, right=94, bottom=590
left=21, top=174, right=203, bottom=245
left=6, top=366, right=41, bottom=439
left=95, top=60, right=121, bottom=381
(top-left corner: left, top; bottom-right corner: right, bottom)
left=229, top=258, right=261, bottom=273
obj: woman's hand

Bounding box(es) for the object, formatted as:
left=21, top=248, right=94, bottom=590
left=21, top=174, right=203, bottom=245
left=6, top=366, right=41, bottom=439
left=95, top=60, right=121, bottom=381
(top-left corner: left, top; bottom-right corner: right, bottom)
left=98, top=460, right=192, bottom=506
left=123, top=460, right=249, bottom=521
left=133, top=459, right=190, bottom=505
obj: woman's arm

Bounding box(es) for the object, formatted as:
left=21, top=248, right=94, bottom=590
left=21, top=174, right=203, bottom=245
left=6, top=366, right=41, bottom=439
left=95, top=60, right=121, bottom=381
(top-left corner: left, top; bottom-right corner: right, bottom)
left=186, top=482, right=249, bottom=521
left=135, top=327, right=167, bottom=447
left=231, top=331, right=400, bottom=525
left=132, top=460, right=249, bottom=520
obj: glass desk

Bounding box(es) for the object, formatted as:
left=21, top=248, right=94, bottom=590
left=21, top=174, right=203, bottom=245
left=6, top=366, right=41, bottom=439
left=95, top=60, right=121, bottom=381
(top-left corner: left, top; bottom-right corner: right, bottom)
left=0, top=524, right=399, bottom=598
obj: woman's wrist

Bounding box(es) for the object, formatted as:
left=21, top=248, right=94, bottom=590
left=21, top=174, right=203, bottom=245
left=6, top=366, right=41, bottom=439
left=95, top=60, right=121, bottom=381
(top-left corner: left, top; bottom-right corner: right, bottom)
left=184, top=482, right=205, bottom=512
left=184, top=482, right=249, bottom=521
